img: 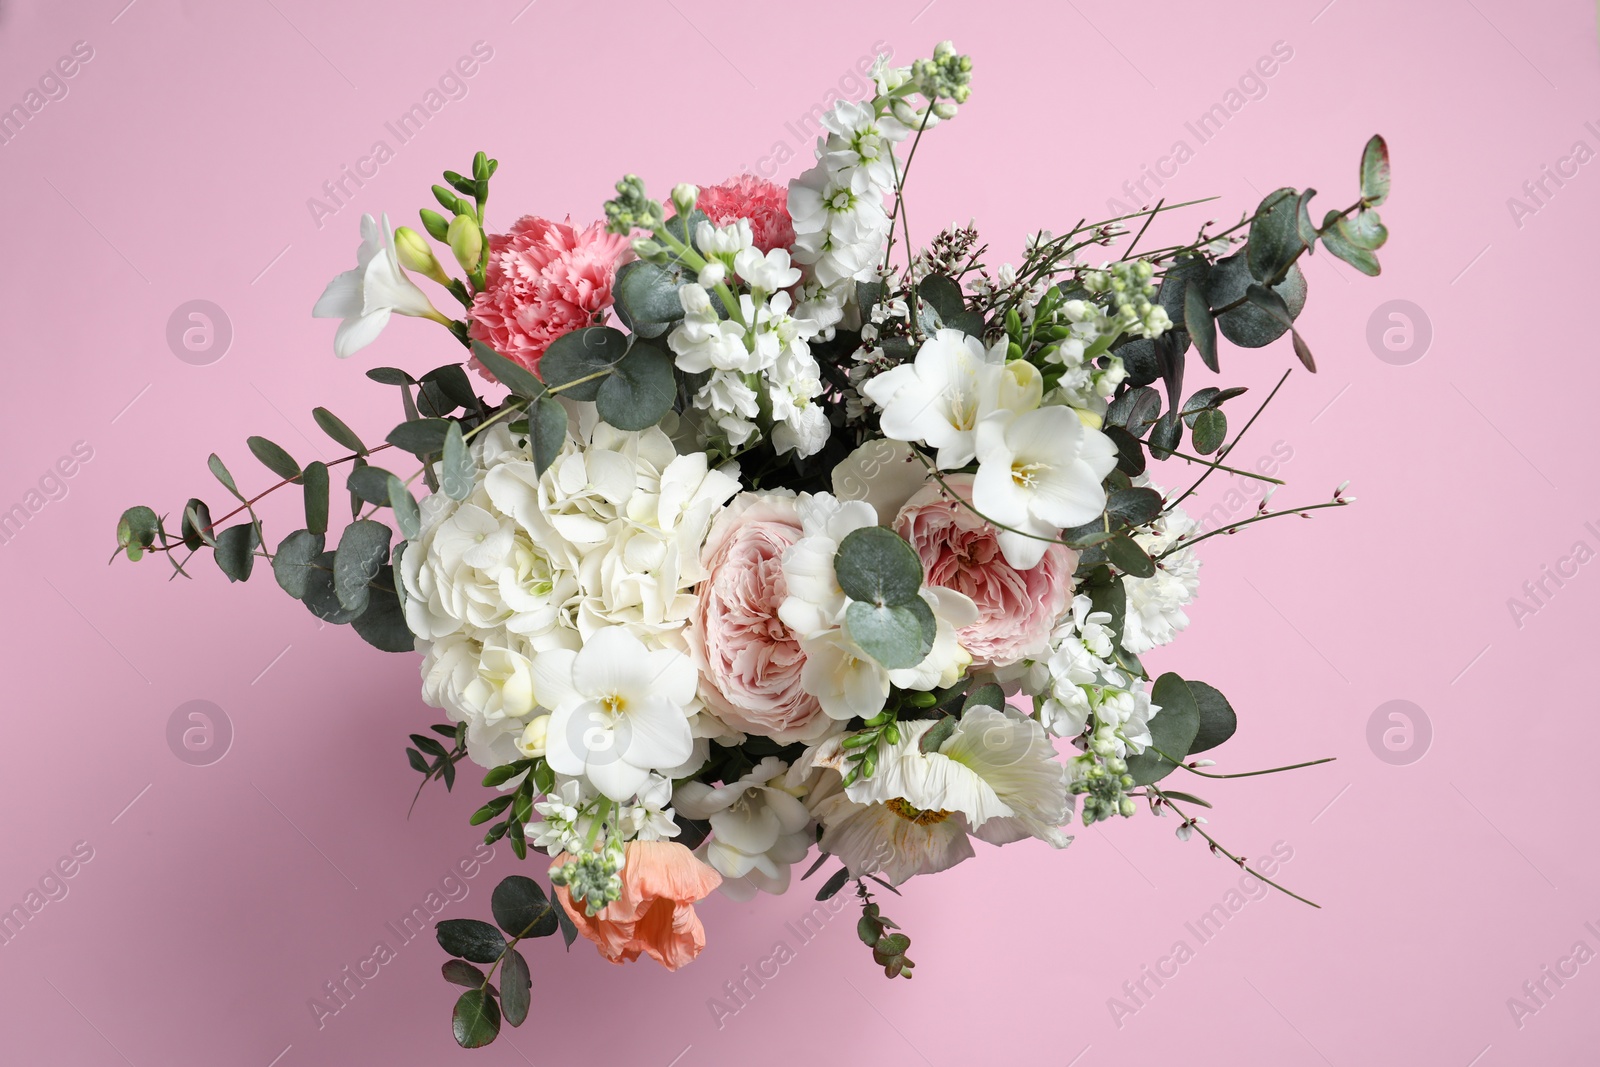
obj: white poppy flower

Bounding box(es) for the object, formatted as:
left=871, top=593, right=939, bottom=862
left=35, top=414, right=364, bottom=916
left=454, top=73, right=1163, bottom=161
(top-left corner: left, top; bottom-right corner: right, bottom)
left=312, top=213, right=444, bottom=358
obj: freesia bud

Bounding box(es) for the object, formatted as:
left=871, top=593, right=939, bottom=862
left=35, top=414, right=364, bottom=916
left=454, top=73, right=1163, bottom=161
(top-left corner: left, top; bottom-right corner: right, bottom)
left=1074, top=408, right=1103, bottom=431
left=517, top=714, right=550, bottom=759
left=447, top=215, right=484, bottom=275
left=393, top=226, right=444, bottom=280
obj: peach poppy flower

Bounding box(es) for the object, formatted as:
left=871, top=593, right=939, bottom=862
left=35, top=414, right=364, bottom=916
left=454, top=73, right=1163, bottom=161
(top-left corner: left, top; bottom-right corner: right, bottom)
left=553, top=841, right=722, bottom=970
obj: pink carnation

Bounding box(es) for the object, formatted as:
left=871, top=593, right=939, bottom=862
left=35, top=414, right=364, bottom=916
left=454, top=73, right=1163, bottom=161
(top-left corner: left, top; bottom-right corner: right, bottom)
left=690, top=490, right=828, bottom=743
left=467, top=216, right=631, bottom=381
left=895, top=475, right=1076, bottom=669
left=697, top=175, right=795, bottom=254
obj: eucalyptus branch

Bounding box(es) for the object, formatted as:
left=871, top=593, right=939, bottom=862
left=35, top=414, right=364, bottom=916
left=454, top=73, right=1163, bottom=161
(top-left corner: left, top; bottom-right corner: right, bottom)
left=1180, top=756, right=1336, bottom=780
left=1150, top=786, right=1320, bottom=908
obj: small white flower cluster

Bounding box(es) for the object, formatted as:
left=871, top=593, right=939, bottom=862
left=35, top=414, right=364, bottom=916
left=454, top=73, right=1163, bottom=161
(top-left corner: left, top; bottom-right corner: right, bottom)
left=1080, top=260, right=1173, bottom=340
left=1120, top=490, right=1202, bottom=654
left=668, top=219, right=831, bottom=458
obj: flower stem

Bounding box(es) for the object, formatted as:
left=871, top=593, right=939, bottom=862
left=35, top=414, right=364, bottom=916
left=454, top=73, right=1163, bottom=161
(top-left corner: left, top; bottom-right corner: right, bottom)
left=1151, top=786, right=1320, bottom=908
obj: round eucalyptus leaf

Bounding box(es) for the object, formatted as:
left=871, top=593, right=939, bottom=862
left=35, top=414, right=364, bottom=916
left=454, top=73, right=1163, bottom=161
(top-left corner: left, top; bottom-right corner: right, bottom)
left=835, top=526, right=923, bottom=607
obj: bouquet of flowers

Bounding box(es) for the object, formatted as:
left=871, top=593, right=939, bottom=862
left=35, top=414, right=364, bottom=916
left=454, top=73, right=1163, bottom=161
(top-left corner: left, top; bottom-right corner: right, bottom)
left=115, top=43, right=1392, bottom=1049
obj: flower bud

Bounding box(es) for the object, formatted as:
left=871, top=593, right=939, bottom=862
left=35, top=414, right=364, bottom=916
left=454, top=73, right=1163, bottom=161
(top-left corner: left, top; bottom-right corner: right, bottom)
left=698, top=261, right=726, bottom=288
left=1074, top=408, right=1103, bottom=431
left=517, top=714, right=551, bottom=759
left=447, top=214, right=484, bottom=275
left=393, top=226, right=441, bottom=277
left=671, top=183, right=699, bottom=216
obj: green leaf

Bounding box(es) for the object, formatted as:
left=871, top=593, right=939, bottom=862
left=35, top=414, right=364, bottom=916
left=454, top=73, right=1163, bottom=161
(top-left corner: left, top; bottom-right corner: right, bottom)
left=207, top=453, right=245, bottom=502
left=815, top=867, right=851, bottom=901
left=844, top=596, right=935, bottom=670
left=333, top=520, right=390, bottom=612
left=555, top=893, right=579, bottom=950
left=540, top=327, right=627, bottom=401
left=301, top=550, right=360, bottom=623
left=423, top=364, right=481, bottom=412
left=528, top=396, right=568, bottom=476
left=350, top=571, right=412, bottom=652
left=213, top=523, right=259, bottom=582
left=436, top=918, right=508, bottom=964
left=117, top=506, right=161, bottom=555
left=961, top=684, right=1006, bottom=713
left=1190, top=409, right=1227, bottom=455
left=246, top=436, right=301, bottom=482
left=917, top=274, right=966, bottom=323
left=1124, top=672, right=1201, bottom=786
left=835, top=527, right=923, bottom=607
left=595, top=341, right=675, bottom=431
left=366, top=366, right=415, bottom=386
left=492, top=876, right=559, bottom=939
left=1186, top=680, right=1238, bottom=753
left=1360, top=134, right=1390, bottom=206
left=1245, top=188, right=1301, bottom=284
left=271, top=529, right=325, bottom=598
left=406, top=747, right=429, bottom=774
left=441, top=421, right=476, bottom=501
left=1086, top=572, right=1127, bottom=641
left=441, top=959, right=486, bottom=988
left=1106, top=487, right=1163, bottom=528
left=1183, top=281, right=1217, bottom=373
left=1104, top=532, right=1155, bottom=579
left=1320, top=212, right=1381, bottom=276
left=1344, top=207, right=1388, bottom=251
left=919, top=715, right=959, bottom=753
left=180, top=499, right=214, bottom=550
left=1104, top=426, right=1146, bottom=477
left=612, top=260, right=688, bottom=340
left=312, top=407, right=367, bottom=454
left=471, top=340, right=545, bottom=399
left=1105, top=386, right=1162, bottom=439
left=346, top=464, right=396, bottom=507
left=301, top=461, right=329, bottom=536
left=386, top=419, right=452, bottom=457
left=387, top=477, right=421, bottom=540
left=499, top=948, right=531, bottom=1027
left=1147, top=410, right=1181, bottom=459
left=1295, top=188, right=1320, bottom=251
left=1242, top=283, right=1316, bottom=371
left=452, top=988, right=502, bottom=1049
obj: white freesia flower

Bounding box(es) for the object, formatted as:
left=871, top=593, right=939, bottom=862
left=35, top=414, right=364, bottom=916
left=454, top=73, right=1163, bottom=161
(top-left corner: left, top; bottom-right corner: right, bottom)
left=972, top=405, right=1118, bottom=569
left=534, top=626, right=698, bottom=801
left=861, top=329, right=1022, bottom=469
left=674, top=757, right=812, bottom=901
left=810, top=707, right=1072, bottom=885
left=312, top=213, right=443, bottom=358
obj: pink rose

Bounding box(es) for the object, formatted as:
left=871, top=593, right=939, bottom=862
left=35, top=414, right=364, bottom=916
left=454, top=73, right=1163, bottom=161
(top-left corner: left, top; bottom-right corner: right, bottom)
left=697, top=175, right=795, bottom=254
left=467, top=215, right=632, bottom=380
left=690, top=490, right=828, bottom=742
left=895, top=475, right=1076, bottom=669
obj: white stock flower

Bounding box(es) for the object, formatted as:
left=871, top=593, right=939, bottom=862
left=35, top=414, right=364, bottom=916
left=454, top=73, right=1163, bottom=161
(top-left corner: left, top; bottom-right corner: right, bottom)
left=1121, top=498, right=1201, bottom=654
left=973, top=406, right=1118, bottom=570
left=674, top=757, right=812, bottom=901
left=696, top=218, right=754, bottom=258
left=312, top=213, right=441, bottom=359
left=789, top=164, right=890, bottom=287
left=734, top=246, right=803, bottom=293
left=534, top=626, right=698, bottom=801
left=669, top=283, right=752, bottom=374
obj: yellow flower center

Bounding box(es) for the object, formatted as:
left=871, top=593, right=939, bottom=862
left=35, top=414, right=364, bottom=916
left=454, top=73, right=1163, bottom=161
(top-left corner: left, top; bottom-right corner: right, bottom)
left=886, top=797, right=952, bottom=826
left=600, top=693, right=627, bottom=716
left=1011, top=461, right=1047, bottom=488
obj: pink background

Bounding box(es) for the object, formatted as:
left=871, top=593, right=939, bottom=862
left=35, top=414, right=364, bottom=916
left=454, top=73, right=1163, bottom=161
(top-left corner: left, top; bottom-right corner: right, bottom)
left=2, top=0, right=1596, bottom=1063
